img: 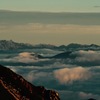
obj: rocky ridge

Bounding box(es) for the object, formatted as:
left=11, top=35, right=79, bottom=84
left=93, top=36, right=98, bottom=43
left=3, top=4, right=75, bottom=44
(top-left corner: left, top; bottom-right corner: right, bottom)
left=0, top=64, right=60, bottom=100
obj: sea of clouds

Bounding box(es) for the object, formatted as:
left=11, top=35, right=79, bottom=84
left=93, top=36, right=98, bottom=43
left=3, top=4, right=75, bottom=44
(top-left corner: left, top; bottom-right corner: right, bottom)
left=1, top=50, right=100, bottom=100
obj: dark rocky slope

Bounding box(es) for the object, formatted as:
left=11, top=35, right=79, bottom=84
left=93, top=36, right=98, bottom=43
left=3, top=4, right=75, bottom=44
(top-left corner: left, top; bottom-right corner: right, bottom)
left=0, top=64, right=60, bottom=100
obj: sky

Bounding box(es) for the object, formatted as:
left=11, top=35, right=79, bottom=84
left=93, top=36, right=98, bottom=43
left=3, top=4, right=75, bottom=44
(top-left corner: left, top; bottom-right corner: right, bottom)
left=0, top=0, right=100, bottom=45
left=0, top=17, right=100, bottom=45
left=0, top=0, right=100, bottom=12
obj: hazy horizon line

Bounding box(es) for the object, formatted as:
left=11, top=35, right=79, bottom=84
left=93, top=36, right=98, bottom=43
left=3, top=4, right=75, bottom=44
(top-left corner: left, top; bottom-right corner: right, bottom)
left=0, top=9, right=100, bottom=13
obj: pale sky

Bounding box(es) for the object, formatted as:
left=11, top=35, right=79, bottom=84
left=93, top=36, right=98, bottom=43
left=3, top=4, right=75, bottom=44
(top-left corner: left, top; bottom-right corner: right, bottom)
left=0, top=0, right=100, bottom=45
left=0, top=23, right=100, bottom=45
left=0, top=0, right=100, bottom=12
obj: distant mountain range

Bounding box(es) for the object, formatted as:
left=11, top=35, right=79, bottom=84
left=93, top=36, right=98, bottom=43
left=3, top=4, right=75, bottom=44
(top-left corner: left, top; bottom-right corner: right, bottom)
left=0, top=40, right=33, bottom=50
left=0, top=40, right=100, bottom=51
left=0, top=64, right=60, bottom=100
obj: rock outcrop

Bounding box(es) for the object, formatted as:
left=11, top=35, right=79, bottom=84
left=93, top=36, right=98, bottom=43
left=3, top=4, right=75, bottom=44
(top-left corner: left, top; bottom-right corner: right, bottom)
left=0, top=64, right=60, bottom=100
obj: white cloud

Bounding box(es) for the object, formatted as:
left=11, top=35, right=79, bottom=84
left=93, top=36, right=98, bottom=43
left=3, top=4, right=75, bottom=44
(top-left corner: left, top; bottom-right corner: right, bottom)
left=72, top=50, right=100, bottom=63
left=25, top=70, right=52, bottom=82
left=16, top=52, right=38, bottom=63
left=25, top=71, right=36, bottom=82
left=79, top=92, right=100, bottom=100
left=0, top=52, right=38, bottom=63
left=0, top=52, right=49, bottom=63
left=6, top=66, right=18, bottom=73
left=59, top=90, right=100, bottom=100
left=54, top=67, right=91, bottom=84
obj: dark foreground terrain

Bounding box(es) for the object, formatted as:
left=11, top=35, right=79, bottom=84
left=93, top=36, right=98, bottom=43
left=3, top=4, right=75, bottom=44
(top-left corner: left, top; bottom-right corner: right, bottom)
left=0, top=64, right=60, bottom=100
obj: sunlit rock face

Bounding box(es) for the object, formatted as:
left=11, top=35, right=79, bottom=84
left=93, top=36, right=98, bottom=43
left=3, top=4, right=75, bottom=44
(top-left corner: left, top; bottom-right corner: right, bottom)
left=0, top=64, right=60, bottom=100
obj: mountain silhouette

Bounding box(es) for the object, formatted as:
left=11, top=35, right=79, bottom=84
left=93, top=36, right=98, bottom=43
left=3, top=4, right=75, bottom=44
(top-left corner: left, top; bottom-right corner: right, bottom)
left=0, top=64, right=60, bottom=100
left=51, top=51, right=76, bottom=59
left=0, top=40, right=100, bottom=51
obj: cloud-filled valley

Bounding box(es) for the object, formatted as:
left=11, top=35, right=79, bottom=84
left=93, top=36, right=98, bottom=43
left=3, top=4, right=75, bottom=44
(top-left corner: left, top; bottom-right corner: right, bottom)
left=0, top=41, right=100, bottom=100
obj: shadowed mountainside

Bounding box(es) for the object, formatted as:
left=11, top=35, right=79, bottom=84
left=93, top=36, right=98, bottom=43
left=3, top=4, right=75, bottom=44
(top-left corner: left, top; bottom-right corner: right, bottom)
left=0, top=64, right=60, bottom=100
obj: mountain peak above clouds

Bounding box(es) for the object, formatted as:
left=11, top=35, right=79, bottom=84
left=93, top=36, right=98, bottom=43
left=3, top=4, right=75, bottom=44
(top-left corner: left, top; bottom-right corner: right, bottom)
left=0, top=64, right=60, bottom=100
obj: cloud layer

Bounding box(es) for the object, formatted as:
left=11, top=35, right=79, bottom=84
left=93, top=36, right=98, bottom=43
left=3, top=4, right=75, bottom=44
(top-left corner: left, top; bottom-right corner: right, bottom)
left=73, top=50, right=100, bottom=62
left=79, top=92, right=100, bottom=100
left=1, top=49, right=100, bottom=100
left=16, top=52, right=38, bottom=63
left=68, top=50, right=100, bottom=66
left=54, top=67, right=91, bottom=84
